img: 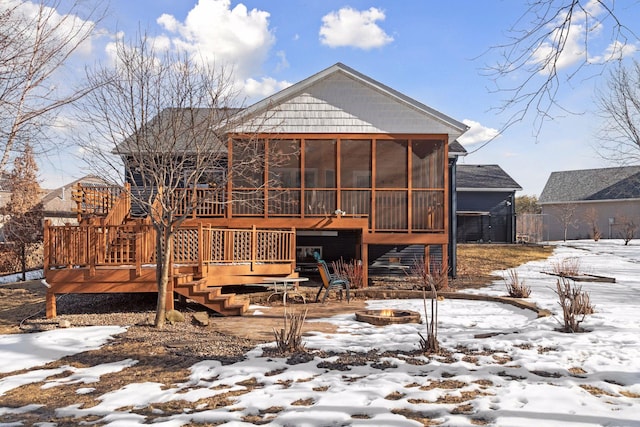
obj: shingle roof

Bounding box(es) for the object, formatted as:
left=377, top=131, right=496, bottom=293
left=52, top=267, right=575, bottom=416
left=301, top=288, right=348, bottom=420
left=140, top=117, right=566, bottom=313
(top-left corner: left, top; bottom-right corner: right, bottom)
left=456, top=164, right=522, bottom=191
left=114, top=108, right=240, bottom=155
left=448, top=140, right=467, bottom=156
left=538, top=166, right=640, bottom=203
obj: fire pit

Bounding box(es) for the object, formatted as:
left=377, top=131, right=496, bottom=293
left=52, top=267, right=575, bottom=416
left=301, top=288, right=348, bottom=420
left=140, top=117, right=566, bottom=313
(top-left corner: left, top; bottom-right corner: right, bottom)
left=355, top=309, right=422, bottom=326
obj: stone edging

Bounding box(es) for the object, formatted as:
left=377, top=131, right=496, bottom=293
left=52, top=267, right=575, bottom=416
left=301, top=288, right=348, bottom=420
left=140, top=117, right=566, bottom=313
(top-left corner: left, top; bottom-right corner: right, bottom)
left=350, top=289, right=552, bottom=318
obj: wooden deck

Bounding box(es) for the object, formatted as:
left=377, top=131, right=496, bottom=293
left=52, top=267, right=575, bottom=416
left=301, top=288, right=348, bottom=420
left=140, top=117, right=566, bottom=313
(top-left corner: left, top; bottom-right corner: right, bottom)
left=44, top=218, right=297, bottom=318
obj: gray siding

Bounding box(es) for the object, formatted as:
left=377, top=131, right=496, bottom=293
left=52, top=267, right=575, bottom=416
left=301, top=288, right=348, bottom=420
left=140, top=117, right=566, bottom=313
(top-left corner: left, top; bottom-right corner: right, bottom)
left=236, top=73, right=462, bottom=138
left=542, top=200, right=640, bottom=240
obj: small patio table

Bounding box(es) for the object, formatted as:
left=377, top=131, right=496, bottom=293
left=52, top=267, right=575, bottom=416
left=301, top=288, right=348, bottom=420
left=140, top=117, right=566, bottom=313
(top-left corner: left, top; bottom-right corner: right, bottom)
left=263, top=277, right=309, bottom=305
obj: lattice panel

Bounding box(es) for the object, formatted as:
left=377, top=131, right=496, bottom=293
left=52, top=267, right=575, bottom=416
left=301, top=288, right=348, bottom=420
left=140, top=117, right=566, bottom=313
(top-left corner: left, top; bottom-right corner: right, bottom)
left=233, top=231, right=252, bottom=261
left=173, top=229, right=199, bottom=263
left=208, top=229, right=225, bottom=261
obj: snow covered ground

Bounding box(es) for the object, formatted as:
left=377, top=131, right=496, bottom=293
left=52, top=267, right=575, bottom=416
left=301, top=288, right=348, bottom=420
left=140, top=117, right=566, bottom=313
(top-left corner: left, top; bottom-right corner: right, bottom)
left=1, top=240, right=639, bottom=426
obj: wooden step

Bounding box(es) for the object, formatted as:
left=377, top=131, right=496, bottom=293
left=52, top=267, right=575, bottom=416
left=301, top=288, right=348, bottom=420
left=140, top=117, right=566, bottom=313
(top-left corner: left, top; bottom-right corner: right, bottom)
left=173, top=277, right=248, bottom=316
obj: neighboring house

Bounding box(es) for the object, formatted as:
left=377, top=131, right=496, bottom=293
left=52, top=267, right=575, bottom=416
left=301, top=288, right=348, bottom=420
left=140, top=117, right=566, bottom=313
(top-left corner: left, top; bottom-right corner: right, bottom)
left=43, top=63, right=470, bottom=317
left=41, top=175, right=113, bottom=225
left=539, top=166, right=640, bottom=241
left=455, top=164, right=521, bottom=243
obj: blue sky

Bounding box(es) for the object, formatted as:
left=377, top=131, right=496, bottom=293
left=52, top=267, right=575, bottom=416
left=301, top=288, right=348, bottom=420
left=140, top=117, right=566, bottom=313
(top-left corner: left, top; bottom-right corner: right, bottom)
left=36, top=0, right=640, bottom=195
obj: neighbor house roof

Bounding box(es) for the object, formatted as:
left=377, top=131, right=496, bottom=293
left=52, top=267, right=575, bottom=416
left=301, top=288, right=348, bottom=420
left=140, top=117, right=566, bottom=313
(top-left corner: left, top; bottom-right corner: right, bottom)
left=539, top=166, right=640, bottom=204
left=456, top=164, right=522, bottom=192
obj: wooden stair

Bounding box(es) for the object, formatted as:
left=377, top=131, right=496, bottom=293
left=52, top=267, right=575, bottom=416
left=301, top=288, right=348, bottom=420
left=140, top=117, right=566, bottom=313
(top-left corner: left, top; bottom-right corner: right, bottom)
left=172, top=272, right=249, bottom=316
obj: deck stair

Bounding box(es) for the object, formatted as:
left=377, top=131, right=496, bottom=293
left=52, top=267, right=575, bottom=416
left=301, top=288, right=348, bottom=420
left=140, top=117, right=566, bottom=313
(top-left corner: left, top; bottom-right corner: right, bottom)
left=172, top=271, right=249, bottom=316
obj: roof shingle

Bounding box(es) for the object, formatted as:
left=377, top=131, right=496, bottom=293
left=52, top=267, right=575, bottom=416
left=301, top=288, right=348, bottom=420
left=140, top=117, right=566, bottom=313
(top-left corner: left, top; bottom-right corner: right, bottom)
left=539, top=166, right=640, bottom=203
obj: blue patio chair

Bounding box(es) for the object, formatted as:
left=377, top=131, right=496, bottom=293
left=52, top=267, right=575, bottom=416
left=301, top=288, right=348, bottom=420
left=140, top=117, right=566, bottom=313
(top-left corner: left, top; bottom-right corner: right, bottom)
left=315, top=259, right=350, bottom=303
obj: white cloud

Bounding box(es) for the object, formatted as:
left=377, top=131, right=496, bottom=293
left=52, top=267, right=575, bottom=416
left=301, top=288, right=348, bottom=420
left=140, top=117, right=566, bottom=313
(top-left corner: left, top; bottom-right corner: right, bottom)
left=599, top=39, right=638, bottom=62
left=156, top=0, right=275, bottom=80
left=244, top=77, right=292, bottom=99
left=275, top=50, right=289, bottom=72
left=1, top=0, right=99, bottom=57
left=457, top=119, right=501, bottom=146
left=531, top=0, right=636, bottom=73
left=319, top=7, right=393, bottom=50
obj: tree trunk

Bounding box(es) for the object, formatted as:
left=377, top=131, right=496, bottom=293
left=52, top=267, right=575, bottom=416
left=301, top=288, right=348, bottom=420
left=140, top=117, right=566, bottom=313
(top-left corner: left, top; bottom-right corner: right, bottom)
left=154, top=226, right=173, bottom=328
left=21, top=244, right=26, bottom=282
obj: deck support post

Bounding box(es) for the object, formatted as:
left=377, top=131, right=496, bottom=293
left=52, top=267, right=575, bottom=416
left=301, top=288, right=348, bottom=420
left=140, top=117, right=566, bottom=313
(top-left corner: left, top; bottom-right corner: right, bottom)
left=46, top=291, right=57, bottom=318
left=361, top=240, right=369, bottom=288
left=165, top=288, right=174, bottom=312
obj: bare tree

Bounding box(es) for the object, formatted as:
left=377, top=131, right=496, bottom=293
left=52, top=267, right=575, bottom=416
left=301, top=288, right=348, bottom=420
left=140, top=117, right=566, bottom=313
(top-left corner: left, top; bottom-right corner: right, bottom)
left=1, top=143, right=43, bottom=280
left=488, top=1, right=637, bottom=136
left=596, top=60, right=640, bottom=164
left=584, top=207, right=601, bottom=241
left=614, top=214, right=638, bottom=245
left=0, top=0, right=103, bottom=172
left=76, top=34, right=274, bottom=328
left=555, top=203, right=579, bottom=241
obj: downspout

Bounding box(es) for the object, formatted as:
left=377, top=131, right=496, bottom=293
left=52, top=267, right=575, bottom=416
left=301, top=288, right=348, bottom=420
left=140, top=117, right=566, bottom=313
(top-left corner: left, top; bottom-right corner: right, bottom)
left=449, top=157, right=458, bottom=277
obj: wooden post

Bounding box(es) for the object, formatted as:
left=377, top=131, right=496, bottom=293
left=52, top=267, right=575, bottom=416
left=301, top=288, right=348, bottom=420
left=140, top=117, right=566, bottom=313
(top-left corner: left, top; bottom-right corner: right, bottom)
left=197, top=222, right=204, bottom=276
left=361, top=233, right=368, bottom=288
left=290, top=227, right=296, bottom=274
left=46, top=290, right=57, bottom=318
left=88, top=224, right=96, bottom=277
left=135, top=224, right=142, bottom=278
left=251, top=225, right=257, bottom=271
left=74, top=183, right=83, bottom=223
left=43, top=220, right=50, bottom=273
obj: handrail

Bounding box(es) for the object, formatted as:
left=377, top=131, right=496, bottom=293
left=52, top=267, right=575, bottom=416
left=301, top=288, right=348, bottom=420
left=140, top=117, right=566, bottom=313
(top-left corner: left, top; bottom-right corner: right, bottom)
left=73, top=183, right=123, bottom=220
left=102, top=183, right=131, bottom=227
left=44, top=222, right=295, bottom=272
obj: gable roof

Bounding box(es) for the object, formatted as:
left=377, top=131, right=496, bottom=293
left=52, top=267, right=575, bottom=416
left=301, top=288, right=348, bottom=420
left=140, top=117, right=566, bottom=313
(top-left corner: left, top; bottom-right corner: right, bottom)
left=456, top=164, right=522, bottom=191
left=539, top=166, right=640, bottom=204
left=231, top=62, right=469, bottom=141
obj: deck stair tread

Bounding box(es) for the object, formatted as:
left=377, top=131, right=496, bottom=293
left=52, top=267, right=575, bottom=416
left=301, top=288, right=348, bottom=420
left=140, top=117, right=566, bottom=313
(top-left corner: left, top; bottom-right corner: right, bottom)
left=173, top=275, right=248, bottom=316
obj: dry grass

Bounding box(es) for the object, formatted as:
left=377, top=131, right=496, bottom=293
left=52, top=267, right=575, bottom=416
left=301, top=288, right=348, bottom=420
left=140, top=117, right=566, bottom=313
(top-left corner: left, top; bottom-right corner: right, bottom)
left=453, top=244, right=553, bottom=288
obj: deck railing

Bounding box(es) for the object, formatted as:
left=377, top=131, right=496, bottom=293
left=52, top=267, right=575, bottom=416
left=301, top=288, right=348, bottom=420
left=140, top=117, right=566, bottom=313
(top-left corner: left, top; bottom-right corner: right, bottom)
left=44, top=221, right=295, bottom=275
left=171, top=188, right=226, bottom=217
left=73, top=183, right=444, bottom=233
left=73, top=184, right=124, bottom=220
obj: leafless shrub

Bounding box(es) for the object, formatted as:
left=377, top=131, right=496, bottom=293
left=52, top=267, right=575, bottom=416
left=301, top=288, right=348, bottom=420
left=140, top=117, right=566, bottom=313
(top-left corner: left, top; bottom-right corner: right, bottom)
left=551, top=257, right=581, bottom=277
left=273, top=308, right=307, bottom=353
left=410, top=257, right=449, bottom=292
left=616, top=215, right=638, bottom=246
left=555, top=278, right=595, bottom=333
left=332, top=258, right=364, bottom=289
left=584, top=208, right=601, bottom=241
left=503, top=269, right=531, bottom=298
left=410, top=259, right=449, bottom=354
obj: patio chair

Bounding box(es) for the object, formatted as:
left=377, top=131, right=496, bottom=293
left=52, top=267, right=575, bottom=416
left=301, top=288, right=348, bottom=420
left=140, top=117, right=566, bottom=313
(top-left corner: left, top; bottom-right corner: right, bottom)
left=315, top=259, right=350, bottom=303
